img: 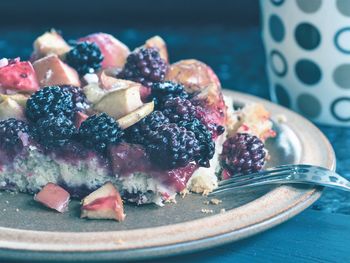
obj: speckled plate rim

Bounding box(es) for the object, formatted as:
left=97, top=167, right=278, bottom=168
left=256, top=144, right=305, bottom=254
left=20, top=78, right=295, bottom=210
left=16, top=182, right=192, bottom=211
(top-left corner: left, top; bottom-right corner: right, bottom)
left=0, top=90, right=336, bottom=262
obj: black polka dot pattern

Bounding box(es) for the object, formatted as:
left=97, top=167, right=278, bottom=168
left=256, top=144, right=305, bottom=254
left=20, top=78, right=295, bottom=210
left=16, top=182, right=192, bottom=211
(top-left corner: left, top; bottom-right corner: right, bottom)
left=295, top=23, right=321, bottom=50
left=295, top=59, right=322, bottom=85
left=269, top=15, right=285, bottom=42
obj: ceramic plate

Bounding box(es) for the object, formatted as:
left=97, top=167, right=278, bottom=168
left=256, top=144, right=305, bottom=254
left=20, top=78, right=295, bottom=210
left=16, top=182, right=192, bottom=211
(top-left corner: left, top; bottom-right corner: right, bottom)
left=0, top=90, right=335, bottom=262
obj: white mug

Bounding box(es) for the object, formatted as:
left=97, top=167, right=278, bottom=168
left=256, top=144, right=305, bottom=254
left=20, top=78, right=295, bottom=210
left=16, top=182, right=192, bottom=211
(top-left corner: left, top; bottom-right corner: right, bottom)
left=261, top=0, right=350, bottom=126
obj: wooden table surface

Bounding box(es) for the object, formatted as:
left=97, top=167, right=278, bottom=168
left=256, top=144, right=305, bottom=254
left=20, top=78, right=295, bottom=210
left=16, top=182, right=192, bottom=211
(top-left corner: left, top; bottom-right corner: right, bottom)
left=147, top=209, right=350, bottom=263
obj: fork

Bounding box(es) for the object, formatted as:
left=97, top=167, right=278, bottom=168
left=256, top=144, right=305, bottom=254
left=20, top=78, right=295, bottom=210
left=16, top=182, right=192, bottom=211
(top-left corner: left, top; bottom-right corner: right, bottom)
left=209, top=164, right=350, bottom=197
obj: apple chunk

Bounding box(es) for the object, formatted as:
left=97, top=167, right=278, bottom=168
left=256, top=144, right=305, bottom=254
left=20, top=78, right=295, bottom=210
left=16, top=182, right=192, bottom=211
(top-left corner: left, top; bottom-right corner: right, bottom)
left=34, top=183, right=70, bottom=213
left=81, top=182, right=125, bottom=221
left=33, top=54, right=80, bottom=88
left=0, top=60, right=39, bottom=93
left=78, top=33, right=130, bottom=69
left=0, top=98, right=25, bottom=120
left=33, top=30, right=71, bottom=60
left=94, top=80, right=143, bottom=119
left=117, top=101, right=154, bottom=129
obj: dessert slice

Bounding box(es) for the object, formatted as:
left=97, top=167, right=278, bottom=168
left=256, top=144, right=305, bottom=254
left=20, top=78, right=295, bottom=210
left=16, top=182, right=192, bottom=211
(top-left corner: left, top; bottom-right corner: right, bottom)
left=0, top=32, right=276, bottom=218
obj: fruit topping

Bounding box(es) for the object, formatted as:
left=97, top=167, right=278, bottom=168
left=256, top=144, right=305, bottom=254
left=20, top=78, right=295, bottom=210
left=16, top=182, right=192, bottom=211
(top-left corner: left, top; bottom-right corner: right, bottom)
left=118, top=47, right=168, bottom=88
left=83, top=83, right=106, bottom=104
left=220, top=133, right=266, bottom=176
left=109, top=143, right=152, bottom=175
left=34, top=183, right=70, bottom=213
left=125, top=110, right=170, bottom=145
left=32, top=30, right=71, bottom=60
left=65, top=41, right=104, bottom=76
left=78, top=113, right=124, bottom=153
left=74, top=111, right=88, bottom=129
left=116, top=101, right=154, bottom=130
left=149, top=81, right=189, bottom=108
left=33, top=113, right=77, bottom=149
left=166, top=59, right=221, bottom=94
left=26, top=86, right=74, bottom=122
left=78, top=33, right=130, bottom=69
left=60, top=85, right=89, bottom=112
left=33, top=54, right=80, bottom=87
left=0, top=93, right=28, bottom=108
left=0, top=98, right=25, bottom=120
left=0, top=60, right=39, bottom=93
left=0, top=118, right=30, bottom=154
left=161, top=97, right=197, bottom=123
left=146, top=123, right=200, bottom=169
left=81, top=182, right=125, bottom=222
left=178, top=118, right=215, bottom=168
left=93, top=80, right=143, bottom=119
left=144, top=35, right=169, bottom=63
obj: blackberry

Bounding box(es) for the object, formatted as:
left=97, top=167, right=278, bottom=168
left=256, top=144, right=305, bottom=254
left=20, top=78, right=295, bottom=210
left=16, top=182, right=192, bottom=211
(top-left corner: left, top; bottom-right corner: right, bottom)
left=0, top=118, right=30, bottom=154
left=149, top=81, right=189, bottom=108
left=161, top=97, right=197, bottom=123
left=146, top=123, right=200, bottom=169
left=124, top=111, right=169, bottom=145
left=220, top=133, right=266, bottom=175
left=33, top=113, right=77, bottom=149
left=78, top=113, right=124, bottom=153
left=178, top=118, right=215, bottom=168
left=118, top=47, right=168, bottom=87
left=60, top=85, right=89, bottom=111
left=26, top=86, right=74, bottom=122
left=65, top=41, right=103, bottom=75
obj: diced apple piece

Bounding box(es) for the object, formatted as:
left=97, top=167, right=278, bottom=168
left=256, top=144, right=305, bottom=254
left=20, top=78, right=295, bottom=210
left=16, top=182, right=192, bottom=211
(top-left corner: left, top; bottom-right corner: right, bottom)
left=75, top=111, right=88, bottom=129
left=33, top=54, right=80, bottom=87
left=34, top=183, right=70, bottom=213
left=81, top=182, right=125, bottom=221
left=33, top=30, right=71, bottom=59
left=0, top=98, right=25, bottom=120
left=117, top=101, right=154, bottom=129
left=144, top=35, right=169, bottom=63
left=0, top=61, right=39, bottom=93
left=0, top=93, right=28, bottom=108
left=78, top=33, right=130, bottom=69
left=98, top=70, right=121, bottom=90
left=166, top=59, right=221, bottom=93
left=94, top=80, right=143, bottom=119
left=83, top=83, right=106, bottom=104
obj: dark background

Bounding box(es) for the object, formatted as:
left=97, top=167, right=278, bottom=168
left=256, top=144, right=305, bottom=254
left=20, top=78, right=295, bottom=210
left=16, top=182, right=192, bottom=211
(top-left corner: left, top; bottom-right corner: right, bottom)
left=0, top=0, right=349, bottom=214
left=0, top=0, right=260, bottom=26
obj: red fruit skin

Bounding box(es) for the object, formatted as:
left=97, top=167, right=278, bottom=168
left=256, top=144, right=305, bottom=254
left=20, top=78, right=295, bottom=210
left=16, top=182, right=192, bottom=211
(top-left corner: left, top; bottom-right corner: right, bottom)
left=34, top=183, right=70, bottom=213
left=82, top=194, right=125, bottom=222
left=75, top=111, right=89, bottom=129
left=78, top=33, right=130, bottom=69
left=140, top=85, right=151, bottom=102
left=109, top=143, right=197, bottom=193
left=0, top=61, right=39, bottom=93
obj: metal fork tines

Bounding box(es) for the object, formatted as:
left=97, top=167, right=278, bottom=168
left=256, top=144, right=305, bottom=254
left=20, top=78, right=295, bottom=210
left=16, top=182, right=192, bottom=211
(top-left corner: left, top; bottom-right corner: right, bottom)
left=210, top=164, right=350, bottom=197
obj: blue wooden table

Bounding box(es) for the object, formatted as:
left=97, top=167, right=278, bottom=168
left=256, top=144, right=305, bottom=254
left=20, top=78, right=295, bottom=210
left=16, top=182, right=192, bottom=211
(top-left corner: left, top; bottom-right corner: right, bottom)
left=1, top=25, right=349, bottom=263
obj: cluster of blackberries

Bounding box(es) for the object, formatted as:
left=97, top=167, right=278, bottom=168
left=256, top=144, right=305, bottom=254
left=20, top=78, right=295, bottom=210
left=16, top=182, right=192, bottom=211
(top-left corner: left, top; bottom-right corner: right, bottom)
left=0, top=118, right=30, bottom=155
left=25, top=86, right=122, bottom=152
left=118, top=47, right=168, bottom=87
left=125, top=81, right=216, bottom=169
left=65, top=41, right=104, bottom=76
left=149, top=81, right=189, bottom=107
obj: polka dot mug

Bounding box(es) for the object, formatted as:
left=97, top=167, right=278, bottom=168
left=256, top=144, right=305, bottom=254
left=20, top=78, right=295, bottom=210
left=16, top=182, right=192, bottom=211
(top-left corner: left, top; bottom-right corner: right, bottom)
left=261, top=0, right=350, bottom=126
